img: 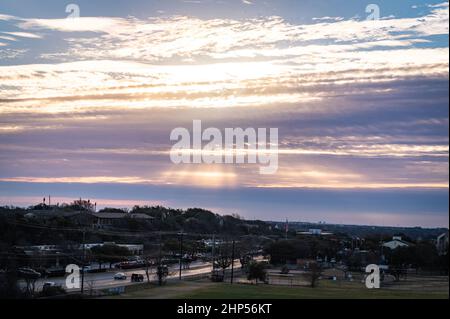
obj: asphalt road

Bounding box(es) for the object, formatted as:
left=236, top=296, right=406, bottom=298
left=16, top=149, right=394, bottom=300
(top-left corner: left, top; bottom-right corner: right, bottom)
left=23, top=259, right=243, bottom=292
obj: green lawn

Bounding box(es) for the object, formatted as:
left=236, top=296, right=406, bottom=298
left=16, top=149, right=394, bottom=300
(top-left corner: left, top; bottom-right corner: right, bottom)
left=183, top=282, right=448, bottom=299
left=107, top=278, right=449, bottom=299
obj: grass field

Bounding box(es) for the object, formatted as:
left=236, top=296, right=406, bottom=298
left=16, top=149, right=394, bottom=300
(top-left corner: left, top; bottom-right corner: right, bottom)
left=107, top=276, right=449, bottom=299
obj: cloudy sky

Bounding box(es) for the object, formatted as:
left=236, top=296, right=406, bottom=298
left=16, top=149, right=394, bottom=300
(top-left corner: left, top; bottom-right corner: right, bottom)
left=0, top=0, right=448, bottom=227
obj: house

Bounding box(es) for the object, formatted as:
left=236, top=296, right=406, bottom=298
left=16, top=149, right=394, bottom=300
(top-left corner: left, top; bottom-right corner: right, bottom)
left=23, top=209, right=154, bottom=228
left=91, top=212, right=154, bottom=228
left=296, top=258, right=316, bottom=270
left=382, top=236, right=411, bottom=250
left=309, top=228, right=322, bottom=235
left=202, top=239, right=224, bottom=247
left=436, top=231, right=449, bottom=256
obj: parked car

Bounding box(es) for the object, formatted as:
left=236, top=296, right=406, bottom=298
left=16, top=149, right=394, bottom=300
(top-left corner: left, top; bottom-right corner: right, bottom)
left=43, top=281, right=57, bottom=288
left=81, top=265, right=91, bottom=273
left=131, top=273, right=144, bottom=282
left=116, top=260, right=147, bottom=269
left=114, top=272, right=127, bottom=280
left=42, top=281, right=64, bottom=295
left=42, top=281, right=63, bottom=292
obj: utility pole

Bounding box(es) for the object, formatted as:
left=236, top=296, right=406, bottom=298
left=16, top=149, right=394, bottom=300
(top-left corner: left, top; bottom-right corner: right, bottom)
left=285, top=218, right=288, bottom=239
left=158, top=231, right=162, bottom=262
left=80, top=198, right=86, bottom=294
left=178, top=232, right=184, bottom=280
left=380, top=233, right=384, bottom=262
left=212, top=234, right=216, bottom=270
left=230, top=240, right=235, bottom=284
left=159, top=213, right=165, bottom=264
left=80, top=228, right=86, bottom=294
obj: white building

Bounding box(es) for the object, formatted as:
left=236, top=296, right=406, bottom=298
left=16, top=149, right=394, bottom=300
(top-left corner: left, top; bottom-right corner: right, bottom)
left=309, top=228, right=322, bottom=235
left=382, top=236, right=411, bottom=250
left=297, top=228, right=333, bottom=236
left=85, top=242, right=144, bottom=255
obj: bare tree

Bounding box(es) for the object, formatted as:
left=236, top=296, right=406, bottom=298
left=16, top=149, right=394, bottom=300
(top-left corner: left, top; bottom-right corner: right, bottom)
left=144, top=256, right=155, bottom=284
left=239, top=254, right=252, bottom=273
left=308, top=262, right=322, bottom=288
left=18, top=268, right=40, bottom=297
left=215, top=255, right=232, bottom=277
left=87, top=280, right=95, bottom=297
left=156, top=264, right=169, bottom=286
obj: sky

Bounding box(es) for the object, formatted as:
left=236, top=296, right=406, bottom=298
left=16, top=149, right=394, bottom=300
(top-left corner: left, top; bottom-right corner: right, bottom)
left=0, top=0, right=448, bottom=227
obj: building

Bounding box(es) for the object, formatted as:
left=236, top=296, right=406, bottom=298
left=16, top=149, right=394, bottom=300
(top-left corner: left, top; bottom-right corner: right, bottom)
left=382, top=236, right=411, bottom=250
left=296, top=258, right=316, bottom=270
left=20, top=242, right=144, bottom=255
left=24, top=210, right=96, bottom=226
left=22, top=209, right=154, bottom=229
left=436, top=231, right=449, bottom=256
left=202, top=239, right=223, bottom=247
left=18, top=242, right=145, bottom=268
left=91, top=212, right=154, bottom=228
left=309, top=228, right=322, bottom=235
left=297, top=228, right=333, bottom=236
left=84, top=242, right=144, bottom=255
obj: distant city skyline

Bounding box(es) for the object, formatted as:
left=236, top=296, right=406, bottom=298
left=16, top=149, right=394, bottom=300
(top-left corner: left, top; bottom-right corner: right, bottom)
left=0, top=0, right=448, bottom=227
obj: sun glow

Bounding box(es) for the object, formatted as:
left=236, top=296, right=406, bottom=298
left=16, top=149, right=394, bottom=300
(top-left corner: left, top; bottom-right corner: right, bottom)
left=161, top=165, right=238, bottom=188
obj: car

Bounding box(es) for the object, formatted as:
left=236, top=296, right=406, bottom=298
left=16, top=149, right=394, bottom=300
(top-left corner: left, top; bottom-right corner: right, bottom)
left=131, top=273, right=144, bottom=282
left=42, top=281, right=62, bottom=291
left=114, top=272, right=127, bottom=280
left=81, top=265, right=91, bottom=273
left=43, top=281, right=57, bottom=288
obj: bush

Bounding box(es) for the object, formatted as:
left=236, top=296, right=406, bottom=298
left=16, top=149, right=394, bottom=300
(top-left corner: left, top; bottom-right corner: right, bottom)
left=247, top=261, right=267, bottom=283
left=40, top=285, right=67, bottom=297
left=280, top=265, right=290, bottom=274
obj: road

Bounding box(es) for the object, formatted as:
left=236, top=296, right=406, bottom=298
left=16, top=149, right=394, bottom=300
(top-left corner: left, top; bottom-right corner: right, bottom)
left=22, top=259, right=243, bottom=292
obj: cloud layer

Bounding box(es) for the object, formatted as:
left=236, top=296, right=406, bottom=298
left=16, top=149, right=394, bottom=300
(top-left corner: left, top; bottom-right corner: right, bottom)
left=0, top=1, right=448, bottom=225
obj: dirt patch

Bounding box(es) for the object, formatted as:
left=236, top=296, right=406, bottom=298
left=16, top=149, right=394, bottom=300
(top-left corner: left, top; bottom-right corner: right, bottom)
left=111, top=281, right=216, bottom=299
